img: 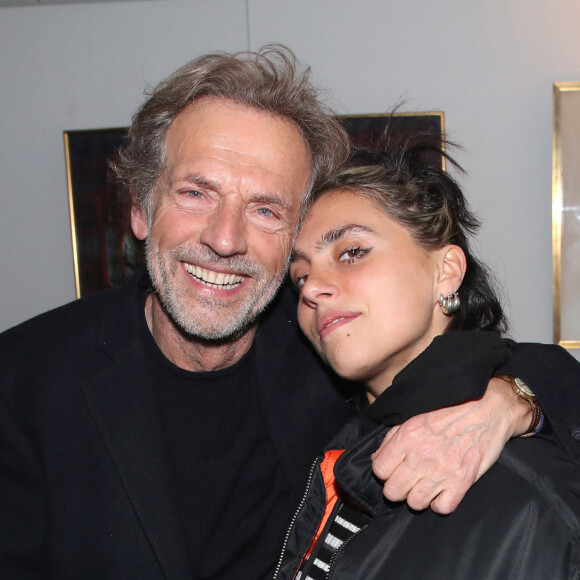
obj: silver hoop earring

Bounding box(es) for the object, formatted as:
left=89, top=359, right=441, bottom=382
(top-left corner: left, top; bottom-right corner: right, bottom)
left=439, top=290, right=460, bottom=315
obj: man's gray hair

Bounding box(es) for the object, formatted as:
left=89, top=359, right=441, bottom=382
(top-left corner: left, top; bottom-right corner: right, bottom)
left=112, top=44, right=350, bottom=218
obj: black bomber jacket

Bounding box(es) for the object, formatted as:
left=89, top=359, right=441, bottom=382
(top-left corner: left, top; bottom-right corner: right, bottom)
left=274, top=332, right=580, bottom=580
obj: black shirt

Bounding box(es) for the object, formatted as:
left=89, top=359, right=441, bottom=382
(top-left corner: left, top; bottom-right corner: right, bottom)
left=140, top=294, right=295, bottom=579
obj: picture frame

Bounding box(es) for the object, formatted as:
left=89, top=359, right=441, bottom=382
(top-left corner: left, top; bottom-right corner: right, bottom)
left=64, top=127, right=139, bottom=298
left=64, top=112, right=445, bottom=297
left=338, top=111, right=446, bottom=169
left=552, top=82, right=580, bottom=348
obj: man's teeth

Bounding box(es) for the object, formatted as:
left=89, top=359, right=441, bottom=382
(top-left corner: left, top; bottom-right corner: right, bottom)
left=184, top=263, right=244, bottom=289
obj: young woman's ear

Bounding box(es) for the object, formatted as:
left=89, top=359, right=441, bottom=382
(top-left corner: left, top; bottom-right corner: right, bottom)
left=438, top=245, right=467, bottom=294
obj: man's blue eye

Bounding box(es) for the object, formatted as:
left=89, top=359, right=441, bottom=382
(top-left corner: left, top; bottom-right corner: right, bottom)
left=187, top=190, right=203, bottom=198
left=257, top=208, right=274, bottom=217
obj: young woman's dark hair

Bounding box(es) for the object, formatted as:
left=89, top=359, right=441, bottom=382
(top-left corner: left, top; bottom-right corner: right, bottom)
left=307, top=128, right=508, bottom=334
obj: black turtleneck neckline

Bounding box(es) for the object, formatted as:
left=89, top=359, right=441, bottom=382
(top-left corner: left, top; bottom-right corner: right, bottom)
left=360, top=331, right=510, bottom=431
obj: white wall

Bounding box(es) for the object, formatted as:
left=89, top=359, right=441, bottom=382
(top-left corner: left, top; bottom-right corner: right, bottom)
left=2, top=0, right=580, bottom=359
left=0, top=0, right=247, bottom=330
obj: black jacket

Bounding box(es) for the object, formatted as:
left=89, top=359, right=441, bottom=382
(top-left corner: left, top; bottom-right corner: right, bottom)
left=0, top=271, right=353, bottom=579
left=2, top=274, right=580, bottom=579
left=275, top=333, right=580, bottom=580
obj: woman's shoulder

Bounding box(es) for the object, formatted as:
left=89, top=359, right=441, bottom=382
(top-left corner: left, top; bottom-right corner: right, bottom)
left=493, top=437, right=580, bottom=535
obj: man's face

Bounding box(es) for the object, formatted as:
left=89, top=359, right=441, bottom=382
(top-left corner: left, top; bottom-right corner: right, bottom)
left=131, top=97, right=312, bottom=340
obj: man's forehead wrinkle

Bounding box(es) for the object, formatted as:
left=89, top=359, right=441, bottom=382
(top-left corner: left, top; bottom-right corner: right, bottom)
left=170, top=144, right=290, bottom=182
left=209, top=141, right=294, bottom=181
left=170, top=129, right=281, bottom=172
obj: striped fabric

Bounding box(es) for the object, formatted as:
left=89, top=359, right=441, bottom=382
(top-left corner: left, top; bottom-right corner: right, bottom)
left=298, top=503, right=371, bottom=579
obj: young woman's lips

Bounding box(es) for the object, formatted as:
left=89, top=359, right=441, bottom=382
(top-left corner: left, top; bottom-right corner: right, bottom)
left=317, top=311, right=360, bottom=339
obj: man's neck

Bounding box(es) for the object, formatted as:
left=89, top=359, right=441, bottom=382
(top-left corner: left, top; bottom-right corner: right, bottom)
left=144, top=293, right=258, bottom=372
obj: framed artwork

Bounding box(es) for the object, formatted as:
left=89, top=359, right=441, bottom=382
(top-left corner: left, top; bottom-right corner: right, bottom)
left=64, top=127, right=140, bottom=298
left=64, top=112, right=445, bottom=297
left=552, top=82, right=580, bottom=348
left=338, top=112, right=446, bottom=169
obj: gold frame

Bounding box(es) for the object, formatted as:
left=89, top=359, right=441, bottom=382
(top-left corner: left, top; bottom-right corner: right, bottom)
left=552, top=82, right=580, bottom=348
left=64, top=127, right=136, bottom=298
left=62, top=113, right=445, bottom=298
left=63, top=131, right=82, bottom=297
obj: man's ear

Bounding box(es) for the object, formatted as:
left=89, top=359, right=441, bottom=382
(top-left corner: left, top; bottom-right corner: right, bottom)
left=130, top=188, right=149, bottom=241
left=437, top=245, right=466, bottom=294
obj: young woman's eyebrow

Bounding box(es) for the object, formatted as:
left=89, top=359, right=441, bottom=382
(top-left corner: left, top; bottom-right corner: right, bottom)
left=289, top=247, right=307, bottom=264
left=290, top=224, right=375, bottom=264
left=315, top=224, right=374, bottom=252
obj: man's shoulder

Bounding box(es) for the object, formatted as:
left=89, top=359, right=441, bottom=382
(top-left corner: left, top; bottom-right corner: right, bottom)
left=2, top=284, right=129, bottom=344
left=0, top=273, right=144, bottom=374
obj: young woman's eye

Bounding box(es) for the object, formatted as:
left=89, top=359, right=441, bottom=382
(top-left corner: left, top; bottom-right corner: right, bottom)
left=338, top=246, right=369, bottom=263
left=292, top=273, right=308, bottom=292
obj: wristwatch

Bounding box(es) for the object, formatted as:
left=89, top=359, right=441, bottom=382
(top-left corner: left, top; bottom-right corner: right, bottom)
left=497, top=376, right=543, bottom=437
left=512, top=377, right=536, bottom=401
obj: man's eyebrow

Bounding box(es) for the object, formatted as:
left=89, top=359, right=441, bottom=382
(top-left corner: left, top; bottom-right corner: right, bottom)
left=250, top=194, right=292, bottom=211
left=290, top=224, right=374, bottom=263
left=180, top=174, right=221, bottom=192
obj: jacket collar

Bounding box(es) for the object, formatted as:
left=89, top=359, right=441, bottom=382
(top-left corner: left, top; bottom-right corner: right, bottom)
left=82, top=271, right=191, bottom=579
left=335, top=331, right=510, bottom=517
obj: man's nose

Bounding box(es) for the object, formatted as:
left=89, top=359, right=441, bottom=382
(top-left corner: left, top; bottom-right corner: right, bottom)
left=199, top=201, right=249, bottom=257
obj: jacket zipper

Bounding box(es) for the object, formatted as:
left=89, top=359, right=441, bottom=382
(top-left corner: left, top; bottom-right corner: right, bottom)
left=325, top=526, right=365, bottom=579
left=272, top=457, right=321, bottom=579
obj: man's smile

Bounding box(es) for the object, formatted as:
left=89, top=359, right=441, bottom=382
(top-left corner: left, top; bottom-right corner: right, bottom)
left=183, top=262, right=245, bottom=289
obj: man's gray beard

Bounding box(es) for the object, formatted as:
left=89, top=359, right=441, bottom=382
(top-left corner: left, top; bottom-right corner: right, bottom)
left=145, top=239, right=286, bottom=341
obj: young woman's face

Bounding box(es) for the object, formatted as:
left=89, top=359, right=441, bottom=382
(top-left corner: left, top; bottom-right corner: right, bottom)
left=290, top=189, right=451, bottom=400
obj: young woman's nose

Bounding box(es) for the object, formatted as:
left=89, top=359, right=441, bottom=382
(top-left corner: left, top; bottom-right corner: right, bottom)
left=300, top=268, right=338, bottom=306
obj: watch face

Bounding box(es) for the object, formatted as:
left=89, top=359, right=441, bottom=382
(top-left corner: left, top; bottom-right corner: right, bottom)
left=514, top=377, right=535, bottom=398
